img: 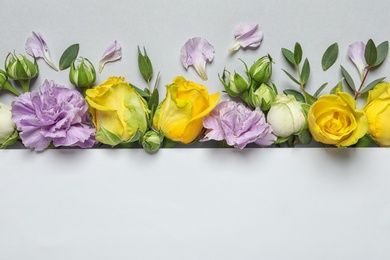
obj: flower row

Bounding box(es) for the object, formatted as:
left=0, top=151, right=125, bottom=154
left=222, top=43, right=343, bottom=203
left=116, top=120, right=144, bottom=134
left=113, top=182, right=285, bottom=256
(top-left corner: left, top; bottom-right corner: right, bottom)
left=1, top=25, right=390, bottom=152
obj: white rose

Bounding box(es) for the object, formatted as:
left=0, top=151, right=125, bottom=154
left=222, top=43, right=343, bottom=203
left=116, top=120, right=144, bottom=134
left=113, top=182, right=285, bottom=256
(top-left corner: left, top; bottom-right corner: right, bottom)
left=266, top=94, right=306, bottom=137
left=0, top=102, right=16, bottom=144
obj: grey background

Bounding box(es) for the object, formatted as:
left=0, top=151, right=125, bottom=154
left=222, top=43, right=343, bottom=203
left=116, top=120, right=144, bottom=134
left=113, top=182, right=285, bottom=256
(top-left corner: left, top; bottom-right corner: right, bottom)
left=1, top=0, right=390, bottom=259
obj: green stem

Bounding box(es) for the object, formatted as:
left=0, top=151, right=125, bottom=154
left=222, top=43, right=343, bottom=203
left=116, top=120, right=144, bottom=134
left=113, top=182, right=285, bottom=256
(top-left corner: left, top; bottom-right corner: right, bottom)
left=2, top=81, right=20, bottom=96
left=19, top=79, right=31, bottom=93
left=354, top=66, right=370, bottom=100
left=295, top=64, right=304, bottom=89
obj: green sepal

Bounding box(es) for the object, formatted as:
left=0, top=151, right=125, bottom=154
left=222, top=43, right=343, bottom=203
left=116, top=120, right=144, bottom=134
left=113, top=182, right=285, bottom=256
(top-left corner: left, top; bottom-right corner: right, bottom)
left=96, top=125, right=123, bottom=146
left=330, top=80, right=344, bottom=94
left=162, top=137, right=177, bottom=148
left=298, top=128, right=312, bottom=145
left=130, top=83, right=150, bottom=98
left=138, top=46, right=153, bottom=82
left=0, top=130, right=18, bottom=149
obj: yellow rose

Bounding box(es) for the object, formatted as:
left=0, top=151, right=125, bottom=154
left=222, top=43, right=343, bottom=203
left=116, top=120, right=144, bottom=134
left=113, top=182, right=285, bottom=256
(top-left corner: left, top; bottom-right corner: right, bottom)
left=86, top=76, right=149, bottom=146
left=308, top=90, right=368, bottom=147
left=153, top=76, right=220, bottom=144
left=363, top=82, right=390, bottom=146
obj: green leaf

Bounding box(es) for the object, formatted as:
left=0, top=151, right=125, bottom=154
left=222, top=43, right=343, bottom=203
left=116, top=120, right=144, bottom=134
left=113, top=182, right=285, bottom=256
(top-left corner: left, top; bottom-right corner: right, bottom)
left=355, top=134, right=378, bottom=147
left=148, top=87, right=159, bottom=111
left=130, top=83, right=150, bottom=98
left=340, top=65, right=356, bottom=91
left=330, top=80, right=343, bottom=94
left=281, top=48, right=296, bottom=65
left=373, top=41, right=389, bottom=67
left=283, top=89, right=305, bottom=103
left=301, top=58, right=310, bottom=85
left=360, top=77, right=386, bottom=94
left=298, top=128, right=312, bottom=145
left=59, top=44, right=79, bottom=70
left=138, top=46, right=153, bottom=82
left=321, top=42, right=339, bottom=71
left=364, top=39, right=377, bottom=66
left=162, top=137, right=177, bottom=148
left=314, top=83, right=328, bottom=97
left=294, top=42, right=303, bottom=65
left=282, top=69, right=300, bottom=86
left=303, top=90, right=317, bottom=105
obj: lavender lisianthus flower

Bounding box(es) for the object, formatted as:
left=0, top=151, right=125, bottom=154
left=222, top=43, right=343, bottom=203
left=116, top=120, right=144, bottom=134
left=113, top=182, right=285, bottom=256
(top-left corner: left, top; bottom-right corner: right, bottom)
left=202, top=100, right=276, bottom=149
left=12, top=80, right=96, bottom=151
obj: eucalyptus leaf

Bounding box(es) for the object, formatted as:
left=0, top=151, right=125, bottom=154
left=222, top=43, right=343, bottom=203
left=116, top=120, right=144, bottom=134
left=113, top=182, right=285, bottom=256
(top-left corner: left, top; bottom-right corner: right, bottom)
left=281, top=48, right=296, bottom=65
left=301, top=58, right=310, bottom=85
left=130, top=83, right=150, bottom=98
left=360, top=77, right=386, bottom=94
left=321, top=42, right=339, bottom=71
left=364, top=39, right=377, bottom=66
left=355, top=134, right=378, bottom=147
left=148, top=87, right=159, bottom=110
left=282, top=69, right=301, bottom=86
left=303, top=90, right=317, bottom=105
left=373, top=41, right=389, bottom=67
left=59, top=44, right=79, bottom=70
left=340, top=65, right=356, bottom=91
left=283, top=89, right=305, bottom=103
left=314, top=83, right=328, bottom=97
left=294, top=42, right=303, bottom=65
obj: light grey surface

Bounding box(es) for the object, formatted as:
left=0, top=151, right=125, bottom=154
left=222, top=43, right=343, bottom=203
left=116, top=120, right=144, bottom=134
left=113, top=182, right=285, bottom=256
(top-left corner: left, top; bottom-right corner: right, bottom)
left=1, top=0, right=390, bottom=259
left=1, top=149, right=390, bottom=260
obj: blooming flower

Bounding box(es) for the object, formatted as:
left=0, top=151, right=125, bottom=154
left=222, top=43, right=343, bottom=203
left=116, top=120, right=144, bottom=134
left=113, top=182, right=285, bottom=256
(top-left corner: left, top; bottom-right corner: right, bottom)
left=229, top=23, right=263, bottom=52
left=180, top=37, right=215, bottom=81
left=153, top=76, right=220, bottom=144
left=308, top=90, right=368, bottom=147
left=202, top=100, right=276, bottom=149
left=348, top=41, right=367, bottom=79
left=0, top=102, right=17, bottom=148
left=12, top=80, right=96, bottom=151
left=25, top=31, right=59, bottom=71
left=266, top=94, right=306, bottom=138
left=98, top=40, right=122, bottom=73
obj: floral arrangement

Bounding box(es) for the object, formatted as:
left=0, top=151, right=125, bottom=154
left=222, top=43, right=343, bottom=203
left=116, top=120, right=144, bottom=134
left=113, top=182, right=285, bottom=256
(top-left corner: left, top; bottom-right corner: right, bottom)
left=1, top=23, right=389, bottom=152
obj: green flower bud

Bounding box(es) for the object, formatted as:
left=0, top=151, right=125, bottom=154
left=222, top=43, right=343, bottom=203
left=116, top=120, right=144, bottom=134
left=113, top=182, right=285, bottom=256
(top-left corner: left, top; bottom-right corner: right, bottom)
left=219, top=70, right=249, bottom=97
left=249, top=54, right=272, bottom=83
left=138, top=46, right=153, bottom=83
left=248, top=83, right=277, bottom=111
left=0, top=102, right=18, bottom=149
left=0, top=70, right=20, bottom=96
left=4, top=53, right=39, bottom=92
left=69, top=58, right=96, bottom=88
left=141, top=130, right=162, bottom=153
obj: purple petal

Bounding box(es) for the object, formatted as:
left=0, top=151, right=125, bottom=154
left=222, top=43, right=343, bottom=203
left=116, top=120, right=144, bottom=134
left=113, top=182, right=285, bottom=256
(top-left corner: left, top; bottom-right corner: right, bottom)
left=180, top=37, right=215, bottom=80
left=25, top=31, right=58, bottom=71
left=348, top=41, right=366, bottom=79
left=99, top=40, right=122, bottom=73
left=229, top=23, right=263, bottom=52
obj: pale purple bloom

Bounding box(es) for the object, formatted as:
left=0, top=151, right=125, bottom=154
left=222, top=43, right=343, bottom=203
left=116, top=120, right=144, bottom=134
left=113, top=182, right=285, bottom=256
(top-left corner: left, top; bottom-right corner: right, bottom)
left=25, top=31, right=59, bottom=71
left=99, top=40, right=122, bottom=73
left=229, top=23, right=263, bottom=52
left=202, top=100, right=276, bottom=149
left=348, top=41, right=367, bottom=79
left=11, top=80, right=96, bottom=151
left=180, top=37, right=215, bottom=81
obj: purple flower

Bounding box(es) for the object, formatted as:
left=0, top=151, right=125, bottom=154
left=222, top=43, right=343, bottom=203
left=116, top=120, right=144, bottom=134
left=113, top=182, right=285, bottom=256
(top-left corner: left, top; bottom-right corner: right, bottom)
left=99, top=40, right=122, bottom=73
left=202, top=100, right=276, bottom=149
left=11, top=80, right=96, bottom=151
left=25, top=31, right=59, bottom=71
left=180, top=37, right=215, bottom=81
left=228, top=23, right=263, bottom=52
left=348, top=41, right=367, bottom=79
